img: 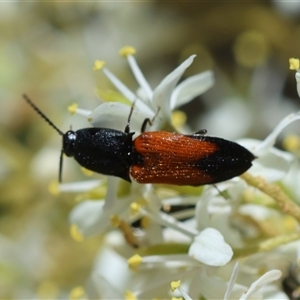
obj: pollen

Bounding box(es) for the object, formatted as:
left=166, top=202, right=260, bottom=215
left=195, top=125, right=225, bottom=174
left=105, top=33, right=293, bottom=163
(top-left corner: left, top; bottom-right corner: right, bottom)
left=110, top=214, right=121, bottom=227
left=130, top=202, right=141, bottom=215
left=171, top=280, right=181, bottom=292
left=93, top=60, right=105, bottom=71
left=289, top=58, right=300, bottom=70
left=48, top=180, right=60, bottom=196
left=128, top=254, right=142, bottom=271
left=119, top=46, right=136, bottom=57
left=70, top=224, right=84, bottom=242
left=125, top=290, right=137, bottom=300
left=282, top=134, right=300, bottom=153
left=69, top=286, right=86, bottom=300
left=171, top=110, right=187, bottom=128
left=68, top=103, right=78, bottom=115
left=283, top=215, right=298, bottom=231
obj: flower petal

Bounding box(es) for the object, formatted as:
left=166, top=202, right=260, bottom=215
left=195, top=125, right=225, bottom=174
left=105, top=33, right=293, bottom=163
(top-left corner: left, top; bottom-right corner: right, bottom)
left=152, top=55, right=196, bottom=118
left=256, top=111, right=300, bottom=156
left=127, top=54, right=153, bottom=101
left=69, top=197, right=132, bottom=236
left=177, top=287, right=193, bottom=300
left=252, top=150, right=293, bottom=182
left=239, top=138, right=293, bottom=182
left=103, top=177, right=120, bottom=211
left=170, top=70, right=214, bottom=110
left=87, top=272, right=122, bottom=299
left=239, top=270, right=282, bottom=300
left=102, top=67, right=137, bottom=103
left=58, top=180, right=102, bottom=193
left=188, top=228, right=233, bottom=266
left=102, top=67, right=153, bottom=114
left=190, top=269, right=228, bottom=299
left=295, top=70, right=300, bottom=98
left=88, top=102, right=148, bottom=132
left=282, top=159, right=300, bottom=200
left=224, top=263, right=239, bottom=300
left=69, top=200, right=107, bottom=236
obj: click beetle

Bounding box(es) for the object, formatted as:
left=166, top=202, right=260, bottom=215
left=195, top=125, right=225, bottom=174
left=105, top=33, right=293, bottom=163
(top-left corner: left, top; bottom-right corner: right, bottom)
left=23, top=94, right=255, bottom=185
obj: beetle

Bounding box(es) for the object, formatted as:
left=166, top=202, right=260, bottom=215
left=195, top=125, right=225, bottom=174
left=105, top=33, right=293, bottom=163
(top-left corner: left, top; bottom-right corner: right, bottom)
left=23, top=94, right=255, bottom=185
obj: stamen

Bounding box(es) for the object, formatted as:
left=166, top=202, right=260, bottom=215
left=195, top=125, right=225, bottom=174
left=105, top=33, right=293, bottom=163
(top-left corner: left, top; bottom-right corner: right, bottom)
left=48, top=181, right=60, bottom=196
left=93, top=60, right=105, bottom=71
left=171, top=280, right=181, bottom=292
left=110, top=214, right=121, bottom=227
left=128, top=254, right=142, bottom=271
left=130, top=202, right=141, bottom=215
left=68, top=103, right=78, bottom=115
left=69, top=286, right=86, bottom=300
left=119, top=46, right=137, bottom=57
left=289, top=58, right=300, bottom=70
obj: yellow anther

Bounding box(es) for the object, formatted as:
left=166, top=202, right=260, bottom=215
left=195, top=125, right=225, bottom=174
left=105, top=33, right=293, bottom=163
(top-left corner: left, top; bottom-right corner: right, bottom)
left=93, top=60, right=105, bottom=71
left=69, top=286, right=86, bottom=300
left=68, top=103, right=78, bottom=115
left=283, top=215, right=298, bottom=231
left=171, top=110, right=187, bottom=128
left=110, top=214, right=121, bottom=227
left=289, top=58, right=300, bottom=70
left=282, top=134, right=300, bottom=152
left=125, top=290, right=137, bottom=300
left=128, top=254, right=142, bottom=271
left=130, top=202, right=141, bottom=215
left=119, top=46, right=136, bottom=57
left=70, top=224, right=84, bottom=242
left=48, top=180, right=60, bottom=196
left=170, top=280, right=181, bottom=292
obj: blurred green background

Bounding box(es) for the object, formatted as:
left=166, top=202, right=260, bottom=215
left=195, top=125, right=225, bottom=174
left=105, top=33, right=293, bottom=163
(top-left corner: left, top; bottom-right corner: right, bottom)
left=1, top=2, right=300, bottom=298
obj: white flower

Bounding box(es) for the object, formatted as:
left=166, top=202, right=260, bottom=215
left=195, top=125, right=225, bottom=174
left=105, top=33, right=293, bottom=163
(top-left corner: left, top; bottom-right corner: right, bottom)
left=172, top=263, right=284, bottom=300
left=90, top=46, right=214, bottom=133
left=189, top=228, right=233, bottom=266
left=68, top=47, right=215, bottom=237
left=225, top=264, right=283, bottom=300
left=69, top=192, right=133, bottom=237
left=64, top=53, right=300, bottom=300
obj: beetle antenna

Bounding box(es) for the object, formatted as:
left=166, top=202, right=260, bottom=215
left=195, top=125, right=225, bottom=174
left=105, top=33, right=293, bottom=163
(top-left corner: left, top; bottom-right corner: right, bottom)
left=23, top=94, right=64, bottom=136
left=59, top=149, right=64, bottom=183
left=124, top=99, right=137, bottom=134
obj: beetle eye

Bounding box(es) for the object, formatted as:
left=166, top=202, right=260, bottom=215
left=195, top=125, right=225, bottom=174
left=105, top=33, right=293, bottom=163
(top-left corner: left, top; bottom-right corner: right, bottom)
left=63, top=130, right=76, bottom=157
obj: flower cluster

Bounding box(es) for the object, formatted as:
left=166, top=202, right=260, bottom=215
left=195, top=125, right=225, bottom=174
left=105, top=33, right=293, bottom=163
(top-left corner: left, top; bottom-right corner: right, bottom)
left=58, top=48, right=300, bottom=299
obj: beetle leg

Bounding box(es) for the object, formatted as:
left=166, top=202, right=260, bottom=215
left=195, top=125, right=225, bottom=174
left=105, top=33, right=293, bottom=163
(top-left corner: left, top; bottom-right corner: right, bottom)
left=141, top=107, right=161, bottom=132
left=193, top=129, right=207, bottom=135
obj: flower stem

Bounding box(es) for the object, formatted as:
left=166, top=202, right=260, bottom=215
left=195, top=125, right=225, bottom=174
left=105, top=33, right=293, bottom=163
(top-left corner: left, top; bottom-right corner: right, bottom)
left=233, top=231, right=300, bottom=259
left=241, top=173, right=300, bottom=222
